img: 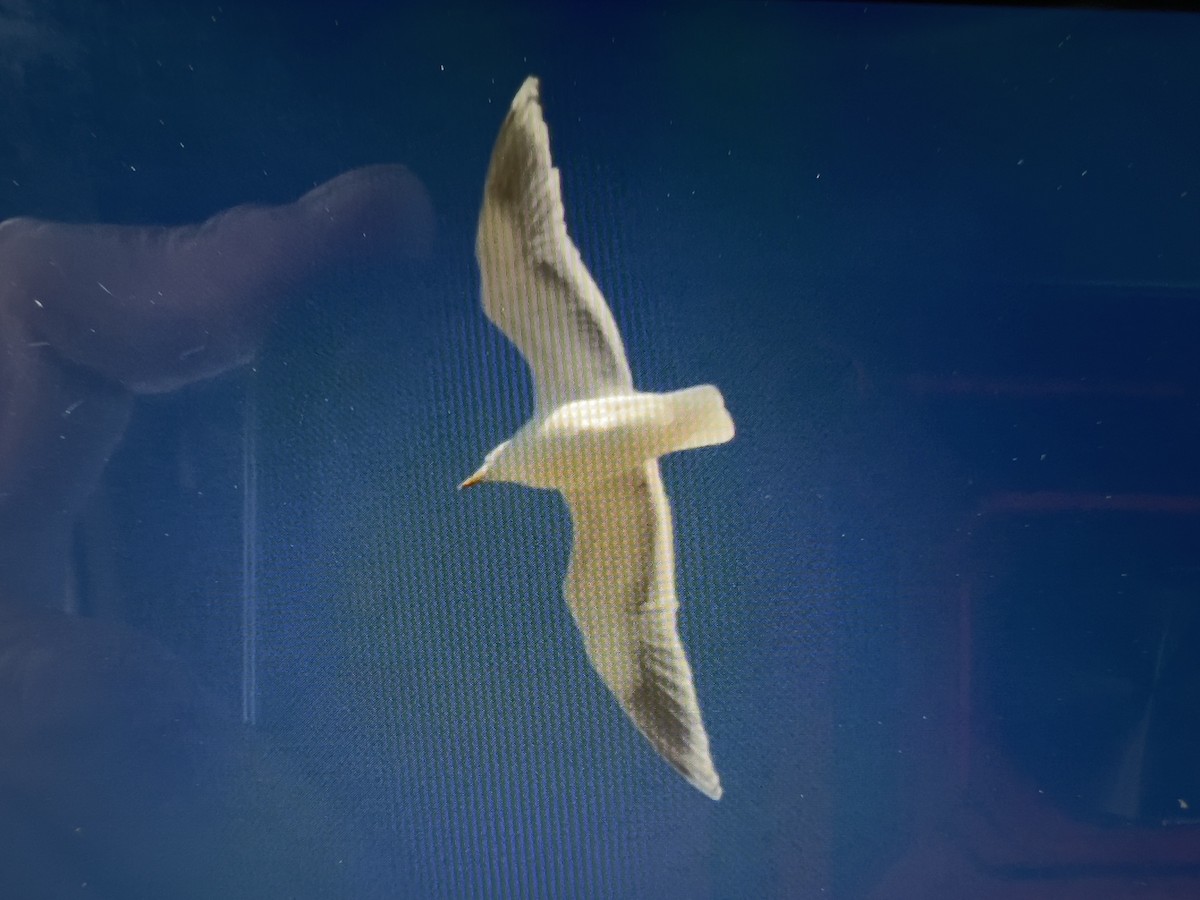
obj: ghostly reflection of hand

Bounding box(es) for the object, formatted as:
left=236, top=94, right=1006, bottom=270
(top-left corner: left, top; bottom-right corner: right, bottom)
left=0, top=164, right=433, bottom=607
left=0, top=165, right=434, bottom=897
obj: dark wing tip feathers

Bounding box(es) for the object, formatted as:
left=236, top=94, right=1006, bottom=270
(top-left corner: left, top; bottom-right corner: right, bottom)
left=627, top=677, right=723, bottom=800
left=486, top=76, right=546, bottom=208
left=517, top=74, right=541, bottom=104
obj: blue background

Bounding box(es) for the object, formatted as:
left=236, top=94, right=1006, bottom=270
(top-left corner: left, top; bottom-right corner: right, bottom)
left=3, top=2, right=1198, bottom=897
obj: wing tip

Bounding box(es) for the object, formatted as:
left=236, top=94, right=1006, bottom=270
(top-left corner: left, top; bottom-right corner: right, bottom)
left=483, top=75, right=551, bottom=210
left=623, top=676, right=724, bottom=801
left=691, top=769, right=724, bottom=801
left=661, top=744, right=723, bottom=800
left=513, top=74, right=541, bottom=111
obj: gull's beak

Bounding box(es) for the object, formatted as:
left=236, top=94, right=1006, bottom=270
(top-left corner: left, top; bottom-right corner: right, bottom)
left=458, top=469, right=485, bottom=490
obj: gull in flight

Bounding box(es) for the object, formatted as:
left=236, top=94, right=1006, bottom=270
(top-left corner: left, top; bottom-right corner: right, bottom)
left=461, top=76, right=734, bottom=800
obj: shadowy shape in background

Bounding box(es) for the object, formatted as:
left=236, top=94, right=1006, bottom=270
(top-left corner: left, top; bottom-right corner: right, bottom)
left=0, top=164, right=434, bottom=897
left=0, top=163, right=433, bottom=608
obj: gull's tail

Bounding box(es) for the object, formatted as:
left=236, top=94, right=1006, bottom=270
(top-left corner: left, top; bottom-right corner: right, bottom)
left=664, top=385, right=735, bottom=454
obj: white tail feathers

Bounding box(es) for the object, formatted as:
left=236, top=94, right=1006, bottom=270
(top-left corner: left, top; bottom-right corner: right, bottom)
left=665, top=385, right=735, bottom=454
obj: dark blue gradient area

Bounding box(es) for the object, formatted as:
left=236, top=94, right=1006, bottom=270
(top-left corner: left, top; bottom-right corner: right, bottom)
left=1, top=2, right=1197, bottom=898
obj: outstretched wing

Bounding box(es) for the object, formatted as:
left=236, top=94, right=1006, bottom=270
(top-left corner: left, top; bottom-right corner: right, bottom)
left=476, top=76, right=633, bottom=414
left=561, top=461, right=722, bottom=799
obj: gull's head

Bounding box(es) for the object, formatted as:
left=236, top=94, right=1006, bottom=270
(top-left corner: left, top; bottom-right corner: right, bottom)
left=459, top=439, right=512, bottom=489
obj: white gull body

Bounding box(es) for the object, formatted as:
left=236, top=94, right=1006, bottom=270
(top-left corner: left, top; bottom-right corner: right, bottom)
left=462, top=76, right=734, bottom=800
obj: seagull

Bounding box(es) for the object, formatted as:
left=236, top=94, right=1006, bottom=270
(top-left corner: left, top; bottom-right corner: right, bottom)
left=461, top=76, right=734, bottom=800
